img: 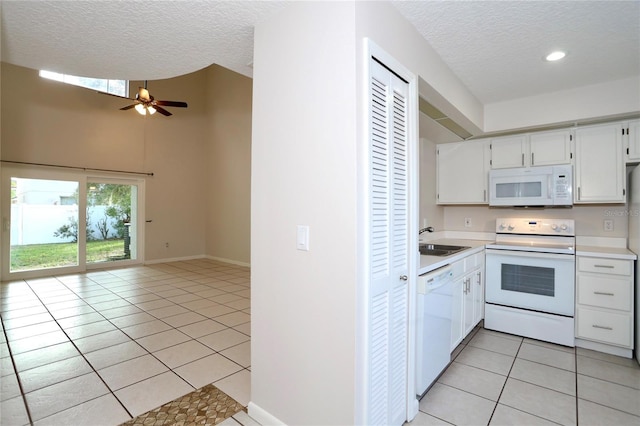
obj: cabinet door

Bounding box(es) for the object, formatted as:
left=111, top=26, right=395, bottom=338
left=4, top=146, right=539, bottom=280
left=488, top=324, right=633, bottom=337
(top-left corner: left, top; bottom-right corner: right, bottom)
left=529, top=129, right=573, bottom=166
left=437, top=140, right=488, bottom=204
left=463, top=274, right=475, bottom=335
left=575, top=123, right=625, bottom=203
left=450, top=277, right=464, bottom=351
left=490, top=135, right=528, bottom=169
left=626, top=119, right=640, bottom=162
left=472, top=269, right=484, bottom=326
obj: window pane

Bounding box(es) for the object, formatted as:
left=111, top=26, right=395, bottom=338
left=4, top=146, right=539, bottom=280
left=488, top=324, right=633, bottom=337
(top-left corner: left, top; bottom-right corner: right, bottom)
left=39, top=70, right=127, bottom=97
left=10, top=178, right=79, bottom=272
left=86, top=182, right=137, bottom=264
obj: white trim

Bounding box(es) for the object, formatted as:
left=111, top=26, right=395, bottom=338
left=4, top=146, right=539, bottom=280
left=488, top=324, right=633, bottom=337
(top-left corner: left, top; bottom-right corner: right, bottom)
left=145, top=255, right=249, bottom=267
left=204, top=255, right=250, bottom=268
left=247, top=402, right=286, bottom=426
left=144, top=254, right=207, bottom=265
left=575, top=338, right=633, bottom=358
left=357, top=37, right=420, bottom=424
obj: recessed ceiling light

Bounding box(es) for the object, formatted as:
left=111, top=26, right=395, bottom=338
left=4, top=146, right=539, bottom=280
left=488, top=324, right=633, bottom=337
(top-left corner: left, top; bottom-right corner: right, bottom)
left=545, top=51, right=566, bottom=62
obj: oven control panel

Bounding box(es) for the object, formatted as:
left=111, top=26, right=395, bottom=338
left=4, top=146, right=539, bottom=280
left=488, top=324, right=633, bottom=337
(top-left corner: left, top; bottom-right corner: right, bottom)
left=496, top=218, right=575, bottom=236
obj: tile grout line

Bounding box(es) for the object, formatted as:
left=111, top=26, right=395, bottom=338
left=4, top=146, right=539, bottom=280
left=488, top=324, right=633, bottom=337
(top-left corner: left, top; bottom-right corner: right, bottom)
left=62, top=265, right=250, bottom=417
left=484, top=333, right=523, bottom=425
left=1, top=304, right=35, bottom=426
left=18, top=276, right=135, bottom=423
left=574, top=347, right=579, bottom=425
left=3, top=261, right=251, bottom=424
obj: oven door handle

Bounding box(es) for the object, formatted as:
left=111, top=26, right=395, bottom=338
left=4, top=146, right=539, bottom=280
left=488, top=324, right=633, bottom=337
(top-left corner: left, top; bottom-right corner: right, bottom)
left=485, top=248, right=575, bottom=261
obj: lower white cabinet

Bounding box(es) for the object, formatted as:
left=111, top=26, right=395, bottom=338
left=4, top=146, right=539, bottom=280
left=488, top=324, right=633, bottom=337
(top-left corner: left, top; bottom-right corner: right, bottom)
left=575, top=255, right=634, bottom=351
left=451, top=251, right=485, bottom=351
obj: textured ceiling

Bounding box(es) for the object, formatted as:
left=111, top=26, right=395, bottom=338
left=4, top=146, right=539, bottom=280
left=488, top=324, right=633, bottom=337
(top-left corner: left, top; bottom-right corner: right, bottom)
left=0, top=0, right=287, bottom=80
left=1, top=1, right=639, bottom=104
left=392, top=0, right=640, bottom=103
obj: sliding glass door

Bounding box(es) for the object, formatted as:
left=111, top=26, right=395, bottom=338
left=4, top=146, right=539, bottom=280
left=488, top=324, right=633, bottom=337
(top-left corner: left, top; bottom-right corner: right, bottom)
left=1, top=167, right=144, bottom=280
left=8, top=177, right=82, bottom=274
left=86, top=180, right=139, bottom=265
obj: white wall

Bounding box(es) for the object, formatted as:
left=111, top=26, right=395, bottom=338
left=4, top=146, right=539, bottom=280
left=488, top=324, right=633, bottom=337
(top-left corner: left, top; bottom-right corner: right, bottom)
left=251, top=2, right=358, bottom=424
left=251, top=1, right=489, bottom=423
left=484, top=76, right=640, bottom=132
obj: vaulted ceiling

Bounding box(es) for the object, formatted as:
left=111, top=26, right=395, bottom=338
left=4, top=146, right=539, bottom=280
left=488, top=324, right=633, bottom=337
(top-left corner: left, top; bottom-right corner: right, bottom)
left=2, top=1, right=638, bottom=106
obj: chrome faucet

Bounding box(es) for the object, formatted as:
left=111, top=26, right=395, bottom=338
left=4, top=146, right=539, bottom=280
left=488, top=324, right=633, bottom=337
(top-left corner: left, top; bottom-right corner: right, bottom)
left=419, top=226, right=434, bottom=235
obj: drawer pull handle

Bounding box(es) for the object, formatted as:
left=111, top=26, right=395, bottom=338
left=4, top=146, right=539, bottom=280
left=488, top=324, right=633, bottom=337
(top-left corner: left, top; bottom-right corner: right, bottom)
left=592, top=324, right=613, bottom=331
left=594, top=291, right=615, bottom=296
left=593, top=264, right=614, bottom=268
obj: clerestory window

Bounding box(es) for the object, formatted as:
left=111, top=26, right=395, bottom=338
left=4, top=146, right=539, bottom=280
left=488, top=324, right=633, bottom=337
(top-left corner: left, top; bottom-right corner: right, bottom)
left=39, top=70, right=128, bottom=97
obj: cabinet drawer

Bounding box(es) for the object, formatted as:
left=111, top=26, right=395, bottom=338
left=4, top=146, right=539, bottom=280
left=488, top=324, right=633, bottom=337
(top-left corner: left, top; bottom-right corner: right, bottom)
left=576, top=307, right=632, bottom=348
left=464, top=252, right=484, bottom=271
left=577, top=275, right=632, bottom=311
left=577, top=257, right=631, bottom=276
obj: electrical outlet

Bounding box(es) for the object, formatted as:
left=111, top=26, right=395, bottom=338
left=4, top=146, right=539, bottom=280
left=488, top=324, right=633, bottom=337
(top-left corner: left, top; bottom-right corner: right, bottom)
left=165, top=242, right=170, bottom=248
left=464, top=217, right=472, bottom=228
left=604, top=220, right=614, bottom=232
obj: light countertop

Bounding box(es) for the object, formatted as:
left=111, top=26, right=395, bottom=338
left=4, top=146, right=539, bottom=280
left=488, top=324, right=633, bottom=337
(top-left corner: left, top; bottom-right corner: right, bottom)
left=575, top=245, right=637, bottom=260
left=418, top=239, right=493, bottom=275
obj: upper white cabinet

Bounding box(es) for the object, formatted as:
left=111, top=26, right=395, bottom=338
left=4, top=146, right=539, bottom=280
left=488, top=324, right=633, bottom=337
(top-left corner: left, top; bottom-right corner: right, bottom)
left=529, top=129, right=573, bottom=166
left=490, top=135, right=528, bottom=169
left=437, top=140, right=490, bottom=204
left=490, top=129, right=573, bottom=169
left=624, top=119, right=640, bottom=162
left=575, top=122, right=626, bottom=204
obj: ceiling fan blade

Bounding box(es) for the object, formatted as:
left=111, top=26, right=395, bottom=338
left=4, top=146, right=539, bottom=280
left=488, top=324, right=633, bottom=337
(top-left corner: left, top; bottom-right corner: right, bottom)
left=154, top=106, right=172, bottom=116
left=154, top=100, right=188, bottom=108
left=120, top=104, right=137, bottom=110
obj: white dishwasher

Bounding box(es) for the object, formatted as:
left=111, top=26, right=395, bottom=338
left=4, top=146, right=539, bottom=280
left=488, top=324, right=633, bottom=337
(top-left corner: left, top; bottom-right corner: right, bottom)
left=415, top=265, right=454, bottom=396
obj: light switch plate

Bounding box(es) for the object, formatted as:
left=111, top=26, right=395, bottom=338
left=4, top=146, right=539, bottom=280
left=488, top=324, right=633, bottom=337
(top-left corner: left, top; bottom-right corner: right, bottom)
left=297, top=225, right=309, bottom=251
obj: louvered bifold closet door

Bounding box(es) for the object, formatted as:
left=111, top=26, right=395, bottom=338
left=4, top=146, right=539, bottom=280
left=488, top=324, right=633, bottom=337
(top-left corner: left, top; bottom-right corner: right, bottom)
left=367, top=58, right=409, bottom=426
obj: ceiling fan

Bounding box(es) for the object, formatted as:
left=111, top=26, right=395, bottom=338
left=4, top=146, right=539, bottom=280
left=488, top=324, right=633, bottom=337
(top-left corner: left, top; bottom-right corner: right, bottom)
left=108, top=81, right=188, bottom=116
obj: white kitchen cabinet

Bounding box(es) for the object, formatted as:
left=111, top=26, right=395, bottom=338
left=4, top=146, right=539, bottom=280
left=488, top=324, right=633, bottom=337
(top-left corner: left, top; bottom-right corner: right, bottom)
left=489, top=135, right=528, bottom=169
left=437, top=140, right=489, bottom=204
left=529, top=129, right=573, bottom=166
left=450, top=251, right=485, bottom=351
left=490, top=130, right=573, bottom=169
left=624, top=119, right=640, bottom=162
left=575, top=255, right=634, bottom=354
left=574, top=122, right=626, bottom=203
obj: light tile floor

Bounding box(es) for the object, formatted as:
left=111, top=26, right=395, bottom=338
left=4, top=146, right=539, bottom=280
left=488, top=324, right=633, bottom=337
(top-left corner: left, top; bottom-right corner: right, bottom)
left=3, top=259, right=640, bottom=426
left=412, top=326, right=640, bottom=426
left=0, top=259, right=252, bottom=425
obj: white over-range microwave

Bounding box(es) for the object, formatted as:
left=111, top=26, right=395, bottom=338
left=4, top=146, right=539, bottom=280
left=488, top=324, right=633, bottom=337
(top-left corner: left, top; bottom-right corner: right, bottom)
left=489, top=165, right=573, bottom=207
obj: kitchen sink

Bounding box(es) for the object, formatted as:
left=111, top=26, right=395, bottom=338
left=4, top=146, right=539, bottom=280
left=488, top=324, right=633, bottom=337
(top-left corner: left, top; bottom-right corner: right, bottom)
left=419, top=243, right=470, bottom=256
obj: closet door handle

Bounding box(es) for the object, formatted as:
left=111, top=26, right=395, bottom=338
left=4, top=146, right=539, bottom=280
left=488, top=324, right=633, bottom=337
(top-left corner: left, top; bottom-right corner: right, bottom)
left=594, top=291, right=614, bottom=296
left=521, top=153, right=524, bottom=166
left=531, top=152, right=534, bottom=165
left=593, top=265, right=614, bottom=269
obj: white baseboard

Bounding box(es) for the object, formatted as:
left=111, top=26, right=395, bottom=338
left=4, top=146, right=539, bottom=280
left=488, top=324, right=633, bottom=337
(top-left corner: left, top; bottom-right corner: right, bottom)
left=144, top=255, right=206, bottom=265
left=144, top=254, right=250, bottom=267
left=247, top=402, right=286, bottom=425
left=205, top=255, right=250, bottom=268
left=575, top=338, right=633, bottom=358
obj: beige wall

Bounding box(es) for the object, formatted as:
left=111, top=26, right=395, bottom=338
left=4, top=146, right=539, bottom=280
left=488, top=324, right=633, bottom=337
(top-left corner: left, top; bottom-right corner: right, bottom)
left=1, top=62, right=252, bottom=264
left=204, top=65, right=252, bottom=265
left=419, top=137, right=445, bottom=232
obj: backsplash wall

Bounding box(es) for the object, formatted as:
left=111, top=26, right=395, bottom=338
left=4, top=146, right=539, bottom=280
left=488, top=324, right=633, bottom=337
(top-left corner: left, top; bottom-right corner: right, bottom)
left=443, top=204, right=629, bottom=238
